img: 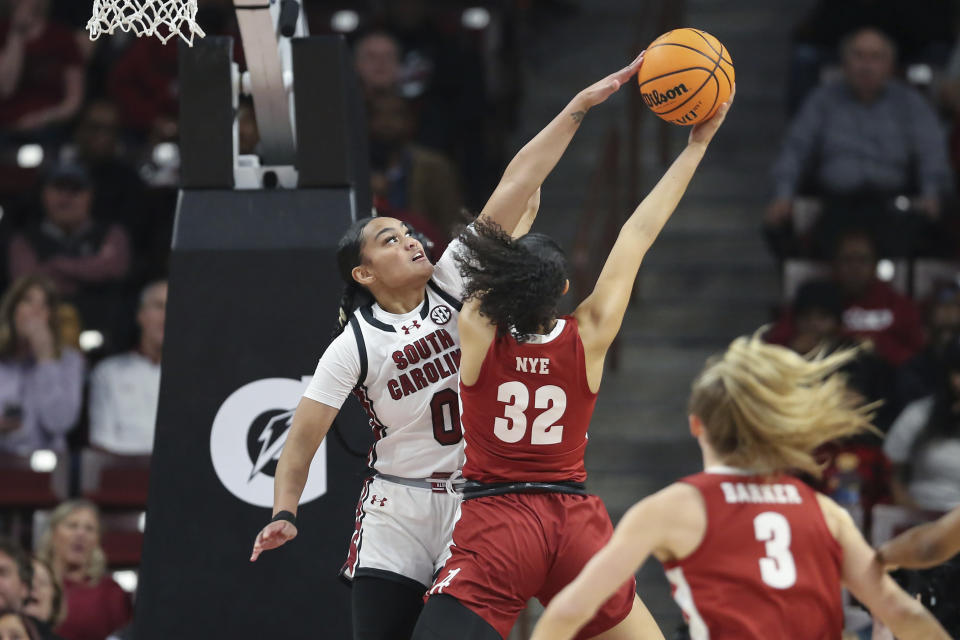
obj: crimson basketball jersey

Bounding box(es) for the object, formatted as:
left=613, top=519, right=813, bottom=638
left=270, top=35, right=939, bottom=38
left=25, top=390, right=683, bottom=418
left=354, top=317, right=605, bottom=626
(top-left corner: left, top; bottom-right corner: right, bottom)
left=460, top=316, right=597, bottom=483
left=662, top=468, right=843, bottom=640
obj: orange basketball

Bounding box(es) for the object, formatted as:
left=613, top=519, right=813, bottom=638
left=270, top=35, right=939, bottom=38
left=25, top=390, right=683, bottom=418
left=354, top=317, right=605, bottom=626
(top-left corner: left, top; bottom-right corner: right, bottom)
left=637, top=28, right=734, bottom=126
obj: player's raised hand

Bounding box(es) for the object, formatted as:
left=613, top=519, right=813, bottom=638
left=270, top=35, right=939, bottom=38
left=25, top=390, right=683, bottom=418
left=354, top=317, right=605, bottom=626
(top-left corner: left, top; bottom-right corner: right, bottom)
left=250, top=520, right=298, bottom=562
left=689, top=84, right=735, bottom=146
left=577, top=52, right=645, bottom=108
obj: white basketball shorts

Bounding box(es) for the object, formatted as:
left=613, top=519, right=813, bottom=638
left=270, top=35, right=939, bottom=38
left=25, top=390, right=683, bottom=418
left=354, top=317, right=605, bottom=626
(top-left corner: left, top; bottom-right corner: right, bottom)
left=340, top=475, right=462, bottom=590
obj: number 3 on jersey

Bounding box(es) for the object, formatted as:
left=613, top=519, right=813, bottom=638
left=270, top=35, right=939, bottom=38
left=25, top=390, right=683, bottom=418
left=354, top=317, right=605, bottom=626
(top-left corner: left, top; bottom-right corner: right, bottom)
left=493, top=381, right=567, bottom=445
left=754, top=511, right=797, bottom=589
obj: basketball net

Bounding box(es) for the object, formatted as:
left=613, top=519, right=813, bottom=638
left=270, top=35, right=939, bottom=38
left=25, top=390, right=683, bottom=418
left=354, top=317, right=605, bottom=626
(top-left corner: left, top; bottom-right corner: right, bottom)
left=86, top=0, right=206, bottom=46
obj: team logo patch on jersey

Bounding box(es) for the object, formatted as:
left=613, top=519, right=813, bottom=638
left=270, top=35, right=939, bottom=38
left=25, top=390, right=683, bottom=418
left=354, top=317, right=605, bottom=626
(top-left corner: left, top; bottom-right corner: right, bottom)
left=430, top=305, right=452, bottom=325
left=210, top=376, right=327, bottom=507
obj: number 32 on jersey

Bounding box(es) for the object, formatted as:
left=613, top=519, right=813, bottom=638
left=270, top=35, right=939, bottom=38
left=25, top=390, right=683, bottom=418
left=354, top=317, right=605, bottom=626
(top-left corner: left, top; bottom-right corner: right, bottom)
left=493, top=381, right=567, bottom=445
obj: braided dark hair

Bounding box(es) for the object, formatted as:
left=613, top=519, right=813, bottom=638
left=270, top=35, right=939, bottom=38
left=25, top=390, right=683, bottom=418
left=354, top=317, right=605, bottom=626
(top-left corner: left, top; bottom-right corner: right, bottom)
left=455, top=218, right=568, bottom=343
left=333, top=217, right=376, bottom=336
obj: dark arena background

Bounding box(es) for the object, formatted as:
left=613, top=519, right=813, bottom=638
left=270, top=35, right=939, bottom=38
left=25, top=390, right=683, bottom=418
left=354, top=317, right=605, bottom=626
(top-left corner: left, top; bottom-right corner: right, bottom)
left=0, top=1, right=958, bottom=639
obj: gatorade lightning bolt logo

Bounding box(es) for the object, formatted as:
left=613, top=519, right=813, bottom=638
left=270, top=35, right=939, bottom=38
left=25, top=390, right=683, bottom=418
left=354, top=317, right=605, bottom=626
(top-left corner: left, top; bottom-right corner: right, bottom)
left=210, top=377, right=327, bottom=507
left=247, top=409, right=295, bottom=481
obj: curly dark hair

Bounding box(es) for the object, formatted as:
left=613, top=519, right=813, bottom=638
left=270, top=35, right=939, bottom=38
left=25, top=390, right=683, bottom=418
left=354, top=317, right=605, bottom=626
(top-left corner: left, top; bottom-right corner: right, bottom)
left=455, top=218, right=568, bottom=342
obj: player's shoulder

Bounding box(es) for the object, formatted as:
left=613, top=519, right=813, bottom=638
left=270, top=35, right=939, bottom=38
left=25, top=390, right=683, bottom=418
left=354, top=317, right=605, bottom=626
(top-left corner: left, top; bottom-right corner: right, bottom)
left=625, top=482, right=704, bottom=527
left=324, top=321, right=363, bottom=358
left=621, top=482, right=706, bottom=562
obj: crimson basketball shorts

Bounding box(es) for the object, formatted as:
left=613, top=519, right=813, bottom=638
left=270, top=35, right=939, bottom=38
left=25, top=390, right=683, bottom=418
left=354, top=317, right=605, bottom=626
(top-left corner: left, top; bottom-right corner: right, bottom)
left=341, top=475, right=462, bottom=589
left=427, top=492, right=636, bottom=639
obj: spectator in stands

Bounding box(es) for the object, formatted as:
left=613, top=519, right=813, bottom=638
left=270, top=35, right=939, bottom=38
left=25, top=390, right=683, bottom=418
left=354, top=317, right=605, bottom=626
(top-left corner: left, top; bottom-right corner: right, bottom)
left=61, top=101, right=145, bottom=233
left=0, top=540, right=60, bottom=640
left=767, top=229, right=925, bottom=366
left=788, top=1, right=956, bottom=111
left=89, top=279, right=165, bottom=455
left=7, top=163, right=132, bottom=351
left=780, top=279, right=847, bottom=356
left=0, top=610, right=41, bottom=640
left=899, top=283, right=960, bottom=405
left=353, top=28, right=402, bottom=97
left=377, top=0, right=491, bottom=208
left=771, top=280, right=896, bottom=514
left=0, top=275, right=83, bottom=455
left=107, top=33, right=177, bottom=139
left=765, top=27, right=951, bottom=259
left=778, top=279, right=897, bottom=427
left=0, top=0, right=84, bottom=143
left=367, top=90, right=463, bottom=242
left=38, top=500, right=131, bottom=640
left=23, top=558, right=64, bottom=640
left=0, top=539, right=30, bottom=613
left=885, top=338, right=960, bottom=512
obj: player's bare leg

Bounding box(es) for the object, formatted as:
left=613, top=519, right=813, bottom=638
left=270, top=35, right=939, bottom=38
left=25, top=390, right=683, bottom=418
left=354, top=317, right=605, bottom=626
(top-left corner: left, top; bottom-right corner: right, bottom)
left=590, top=594, right=665, bottom=640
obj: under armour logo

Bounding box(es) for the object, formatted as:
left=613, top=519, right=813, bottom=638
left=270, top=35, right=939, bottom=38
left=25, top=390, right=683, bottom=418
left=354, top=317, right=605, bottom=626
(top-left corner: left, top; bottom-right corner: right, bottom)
left=369, top=495, right=388, bottom=507
left=400, top=320, right=421, bottom=335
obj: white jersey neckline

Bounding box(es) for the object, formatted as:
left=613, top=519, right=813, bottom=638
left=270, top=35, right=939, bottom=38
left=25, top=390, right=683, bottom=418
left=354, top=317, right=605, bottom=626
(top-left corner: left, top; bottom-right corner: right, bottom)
left=521, top=318, right=566, bottom=344
left=371, top=296, right=429, bottom=323
left=704, top=465, right=756, bottom=476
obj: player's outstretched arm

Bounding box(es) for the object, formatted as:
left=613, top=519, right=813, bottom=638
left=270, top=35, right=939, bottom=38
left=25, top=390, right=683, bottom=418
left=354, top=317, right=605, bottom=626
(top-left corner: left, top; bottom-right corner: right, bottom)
left=818, top=496, right=951, bottom=639
left=878, top=505, right=960, bottom=570
left=510, top=187, right=541, bottom=238
left=250, top=397, right=339, bottom=561
left=575, top=90, right=733, bottom=365
left=478, top=54, right=644, bottom=236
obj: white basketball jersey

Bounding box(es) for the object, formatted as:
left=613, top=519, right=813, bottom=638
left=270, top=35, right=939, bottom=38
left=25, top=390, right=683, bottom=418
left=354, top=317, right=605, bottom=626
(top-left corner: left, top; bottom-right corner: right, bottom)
left=347, top=280, right=464, bottom=477
left=305, top=241, right=466, bottom=478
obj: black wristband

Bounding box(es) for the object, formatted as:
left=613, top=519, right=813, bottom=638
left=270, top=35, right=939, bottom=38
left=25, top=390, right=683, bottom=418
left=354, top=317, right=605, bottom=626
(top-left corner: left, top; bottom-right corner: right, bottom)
left=271, top=510, right=297, bottom=526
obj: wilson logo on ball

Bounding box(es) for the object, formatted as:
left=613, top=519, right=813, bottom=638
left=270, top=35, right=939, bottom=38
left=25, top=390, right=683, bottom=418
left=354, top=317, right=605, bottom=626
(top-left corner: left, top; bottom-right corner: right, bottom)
left=636, top=27, right=735, bottom=126
left=641, top=83, right=689, bottom=108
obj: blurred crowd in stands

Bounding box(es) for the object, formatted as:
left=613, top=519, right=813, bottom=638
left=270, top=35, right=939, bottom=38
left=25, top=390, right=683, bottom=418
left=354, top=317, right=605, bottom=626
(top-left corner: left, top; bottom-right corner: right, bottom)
left=761, top=2, right=960, bottom=631
left=0, top=0, right=572, bottom=638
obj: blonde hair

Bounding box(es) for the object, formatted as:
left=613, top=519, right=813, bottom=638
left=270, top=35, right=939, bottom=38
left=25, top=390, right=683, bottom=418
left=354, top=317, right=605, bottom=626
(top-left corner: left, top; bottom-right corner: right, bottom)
left=689, top=333, right=878, bottom=477
left=37, top=500, right=107, bottom=585
left=0, top=275, right=63, bottom=359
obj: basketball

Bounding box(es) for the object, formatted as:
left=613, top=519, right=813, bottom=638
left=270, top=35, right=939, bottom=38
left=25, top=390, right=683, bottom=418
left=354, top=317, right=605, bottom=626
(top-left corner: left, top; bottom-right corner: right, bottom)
left=637, top=28, right=735, bottom=125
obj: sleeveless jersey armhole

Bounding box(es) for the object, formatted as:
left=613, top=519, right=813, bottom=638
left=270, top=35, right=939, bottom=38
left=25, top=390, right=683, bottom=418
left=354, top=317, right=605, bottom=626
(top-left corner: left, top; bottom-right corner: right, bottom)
left=570, top=317, right=597, bottom=398
left=462, top=332, right=498, bottom=389
left=663, top=478, right=712, bottom=568
left=810, top=489, right=845, bottom=562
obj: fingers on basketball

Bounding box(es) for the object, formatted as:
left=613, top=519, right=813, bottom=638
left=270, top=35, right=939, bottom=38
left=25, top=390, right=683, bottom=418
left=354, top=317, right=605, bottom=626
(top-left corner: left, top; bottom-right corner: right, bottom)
left=637, top=28, right=735, bottom=126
